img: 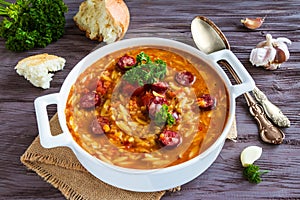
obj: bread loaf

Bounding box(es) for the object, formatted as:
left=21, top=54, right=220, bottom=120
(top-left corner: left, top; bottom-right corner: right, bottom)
left=15, top=54, right=66, bottom=89
left=74, top=0, right=130, bottom=43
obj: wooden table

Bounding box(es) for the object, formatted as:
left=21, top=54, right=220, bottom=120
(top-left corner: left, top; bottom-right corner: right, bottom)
left=1, top=0, right=299, bottom=199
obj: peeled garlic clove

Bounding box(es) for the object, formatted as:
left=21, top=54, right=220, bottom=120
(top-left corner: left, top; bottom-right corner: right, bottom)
left=241, top=17, right=264, bottom=30
left=240, top=146, right=262, bottom=167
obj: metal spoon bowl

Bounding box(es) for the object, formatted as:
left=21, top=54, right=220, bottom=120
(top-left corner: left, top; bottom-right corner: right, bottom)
left=191, top=16, right=285, bottom=144
left=191, top=16, right=229, bottom=54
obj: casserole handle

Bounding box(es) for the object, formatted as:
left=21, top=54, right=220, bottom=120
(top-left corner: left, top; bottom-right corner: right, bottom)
left=208, top=49, right=255, bottom=97
left=34, top=93, right=71, bottom=148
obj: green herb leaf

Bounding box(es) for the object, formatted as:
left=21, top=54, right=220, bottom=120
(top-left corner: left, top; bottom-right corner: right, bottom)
left=243, top=164, right=269, bottom=184
left=136, top=52, right=151, bottom=65
left=0, top=0, right=68, bottom=51
left=154, top=59, right=166, bottom=66
left=123, top=52, right=167, bottom=86
left=166, top=112, right=175, bottom=125
left=154, top=104, right=175, bottom=126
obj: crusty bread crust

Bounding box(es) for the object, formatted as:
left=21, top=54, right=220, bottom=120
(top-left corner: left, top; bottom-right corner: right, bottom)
left=73, top=0, right=130, bottom=43
left=105, top=0, right=130, bottom=41
left=17, top=54, right=64, bottom=70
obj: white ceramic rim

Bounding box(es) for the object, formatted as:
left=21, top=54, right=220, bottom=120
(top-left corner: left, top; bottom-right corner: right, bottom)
left=58, top=37, right=235, bottom=169
left=35, top=37, right=255, bottom=191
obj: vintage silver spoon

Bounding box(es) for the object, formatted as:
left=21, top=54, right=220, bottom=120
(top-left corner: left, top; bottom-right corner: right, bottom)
left=191, top=16, right=286, bottom=144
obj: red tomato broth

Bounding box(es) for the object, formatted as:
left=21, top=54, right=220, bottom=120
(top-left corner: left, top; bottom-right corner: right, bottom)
left=65, top=46, right=229, bottom=169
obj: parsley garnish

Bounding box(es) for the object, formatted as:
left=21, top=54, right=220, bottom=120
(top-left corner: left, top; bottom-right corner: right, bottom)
left=243, top=164, right=269, bottom=184
left=136, top=52, right=151, bottom=65
left=154, top=104, right=175, bottom=126
left=123, top=52, right=167, bottom=86
left=0, top=0, right=68, bottom=51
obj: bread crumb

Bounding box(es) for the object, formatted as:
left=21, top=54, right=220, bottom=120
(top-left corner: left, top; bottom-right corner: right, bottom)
left=15, top=53, right=66, bottom=89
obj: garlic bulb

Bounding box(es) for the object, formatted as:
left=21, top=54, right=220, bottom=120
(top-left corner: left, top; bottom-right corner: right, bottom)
left=249, top=34, right=291, bottom=70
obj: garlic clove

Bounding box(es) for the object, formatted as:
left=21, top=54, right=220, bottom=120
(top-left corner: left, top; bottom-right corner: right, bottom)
left=277, top=37, right=292, bottom=45
left=273, top=39, right=291, bottom=63
left=241, top=17, right=265, bottom=30
left=250, top=46, right=276, bottom=66
left=240, top=146, right=262, bottom=167
left=274, top=46, right=288, bottom=64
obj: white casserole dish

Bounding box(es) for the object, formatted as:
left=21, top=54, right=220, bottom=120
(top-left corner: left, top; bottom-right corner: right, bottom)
left=34, top=37, right=255, bottom=192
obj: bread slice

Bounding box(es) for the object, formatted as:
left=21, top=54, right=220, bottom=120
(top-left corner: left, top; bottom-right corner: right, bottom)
left=73, top=0, right=130, bottom=43
left=15, top=54, right=66, bottom=89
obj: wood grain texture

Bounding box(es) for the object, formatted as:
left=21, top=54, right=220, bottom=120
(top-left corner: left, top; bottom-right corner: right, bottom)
left=0, top=0, right=299, bottom=199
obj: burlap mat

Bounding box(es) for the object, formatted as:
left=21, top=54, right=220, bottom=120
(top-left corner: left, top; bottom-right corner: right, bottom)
left=20, top=113, right=237, bottom=200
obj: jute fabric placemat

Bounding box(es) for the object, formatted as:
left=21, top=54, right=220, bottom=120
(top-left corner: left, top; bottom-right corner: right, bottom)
left=21, top=113, right=237, bottom=200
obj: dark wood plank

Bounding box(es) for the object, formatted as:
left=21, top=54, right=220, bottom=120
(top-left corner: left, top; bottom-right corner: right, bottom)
left=0, top=0, right=300, bottom=199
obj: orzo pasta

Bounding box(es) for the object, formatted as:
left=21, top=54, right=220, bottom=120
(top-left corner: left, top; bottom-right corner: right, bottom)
left=65, top=46, right=229, bottom=169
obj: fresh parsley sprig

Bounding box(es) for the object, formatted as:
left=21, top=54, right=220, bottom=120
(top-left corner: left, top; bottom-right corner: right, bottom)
left=0, top=0, right=68, bottom=51
left=123, top=52, right=167, bottom=86
left=243, top=164, right=269, bottom=184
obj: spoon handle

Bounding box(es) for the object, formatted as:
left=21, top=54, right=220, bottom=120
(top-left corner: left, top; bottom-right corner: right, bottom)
left=244, top=91, right=285, bottom=144
left=219, top=61, right=285, bottom=144
left=252, top=87, right=290, bottom=127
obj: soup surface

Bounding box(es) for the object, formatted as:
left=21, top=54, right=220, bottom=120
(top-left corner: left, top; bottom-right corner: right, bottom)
left=65, top=46, right=229, bottom=169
